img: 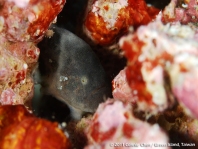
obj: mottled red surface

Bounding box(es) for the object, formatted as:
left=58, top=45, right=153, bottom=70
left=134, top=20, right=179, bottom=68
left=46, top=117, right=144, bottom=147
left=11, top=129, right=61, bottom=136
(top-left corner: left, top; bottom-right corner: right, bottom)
left=121, top=36, right=152, bottom=103
left=0, top=0, right=65, bottom=105
left=0, top=48, right=34, bottom=105
left=85, top=99, right=170, bottom=149
left=163, top=0, right=198, bottom=24
left=112, top=67, right=136, bottom=104
left=84, top=0, right=159, bottom=46
left=0, top=0, right=66, bottom=42
left=119, top=16, right=198, bottom=117
left=0, top=105, right=71, bottom=149
left=6, top=41, right=40, bottom=70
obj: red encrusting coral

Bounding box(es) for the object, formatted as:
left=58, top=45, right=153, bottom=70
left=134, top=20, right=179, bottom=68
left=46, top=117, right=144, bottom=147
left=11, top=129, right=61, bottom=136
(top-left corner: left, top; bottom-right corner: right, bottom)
left=163, top=0, right=198, bottom=24
left=83, top=0, right=160, bottom=46
left=112, top=67, right=136, bottom=104
left=0, top=105, right=71, bottom=149
left=119, top=14, right=198, bottom=118
left=0, top=0, right=66, bottom=43
left=0, top=0, right=66, bottom=105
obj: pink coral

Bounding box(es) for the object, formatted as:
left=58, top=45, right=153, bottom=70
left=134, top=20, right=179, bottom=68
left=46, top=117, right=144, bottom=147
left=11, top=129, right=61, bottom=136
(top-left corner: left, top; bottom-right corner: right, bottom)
left=0, top=0, right=66, bottom=42
left=119, top=15, right=198, bottom=117
left=85, top=99, right=170, bottom=149
left=112, top=67, right=136, bottom=104
left=0, top=0, right=66, bottom=105
left=163, top=0, right=198, bottom=24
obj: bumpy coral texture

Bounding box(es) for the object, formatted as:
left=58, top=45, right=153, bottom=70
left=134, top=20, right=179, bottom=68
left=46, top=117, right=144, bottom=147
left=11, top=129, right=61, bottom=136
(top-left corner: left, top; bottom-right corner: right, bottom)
left=85, top=99, right=170, bottom=149
left=0, top=0, right=66, bottom=42
left=83, top=0, right=159, bottom=46
left=0, top=0, right=66, bottom=105
left=0, top=105, right=71, bottom=149
left=163, top=0, right=198, bottom=24
left=119, top=15, right=198, bottom=118
left=112, top=67, right=136, bottom=104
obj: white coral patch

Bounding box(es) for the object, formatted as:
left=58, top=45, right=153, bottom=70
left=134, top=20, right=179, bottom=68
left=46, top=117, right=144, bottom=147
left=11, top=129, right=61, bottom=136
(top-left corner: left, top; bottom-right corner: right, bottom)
left=141, top=65, right=167, bottom=109
left=0, top=16, right=4, bottom=32
left=8, top=0, right=30, bottom=8
left=92, top=0, right=128, bottom=28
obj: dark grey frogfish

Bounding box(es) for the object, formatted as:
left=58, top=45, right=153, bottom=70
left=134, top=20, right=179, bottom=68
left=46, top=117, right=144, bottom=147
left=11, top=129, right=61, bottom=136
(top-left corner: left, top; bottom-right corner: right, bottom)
left=36, top=25, right=112, bottom=119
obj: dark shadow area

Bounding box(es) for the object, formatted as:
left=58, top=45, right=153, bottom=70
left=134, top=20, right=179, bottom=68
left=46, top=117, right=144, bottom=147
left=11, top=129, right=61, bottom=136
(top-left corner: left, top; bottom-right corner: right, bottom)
left=32, top=94, right=71, bottom=123
left=146, top=0, right=171, bottom=9
left=56, top=0, right=88, bottom=32
left=169, top=130, right=198, bottom=149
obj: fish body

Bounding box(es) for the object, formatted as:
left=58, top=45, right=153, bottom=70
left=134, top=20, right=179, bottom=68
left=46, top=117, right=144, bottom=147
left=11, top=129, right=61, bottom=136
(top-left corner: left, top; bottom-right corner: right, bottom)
left=37, top=26, right=112, bottom=119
